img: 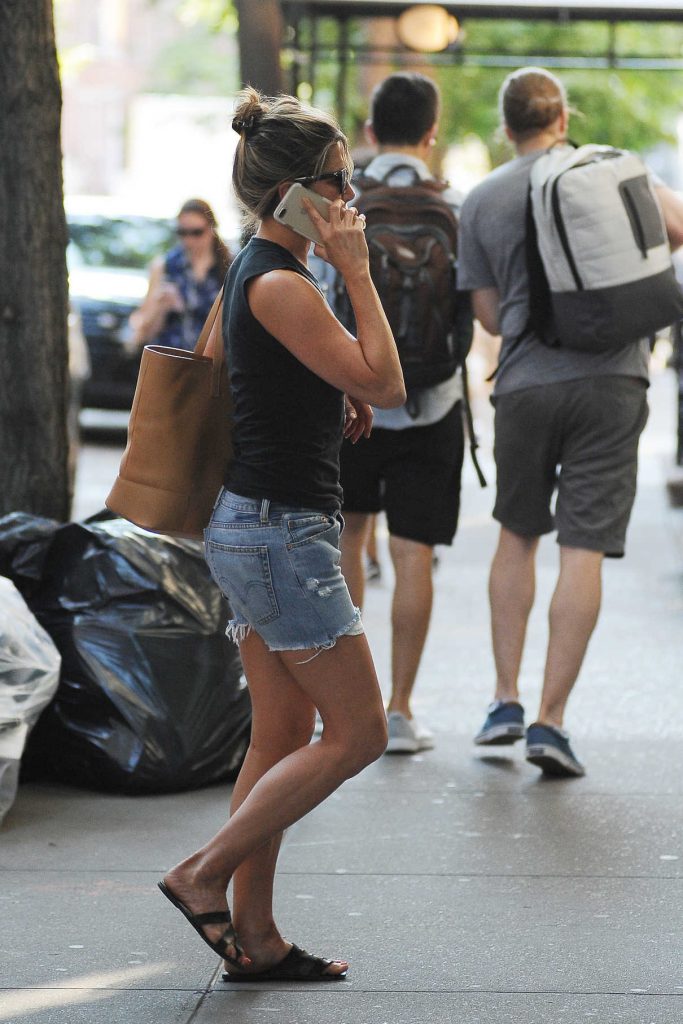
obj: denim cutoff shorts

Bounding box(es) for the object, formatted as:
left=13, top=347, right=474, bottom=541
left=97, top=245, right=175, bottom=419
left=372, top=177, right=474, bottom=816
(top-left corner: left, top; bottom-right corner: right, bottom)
left=204, top=488, right=363, bottom=654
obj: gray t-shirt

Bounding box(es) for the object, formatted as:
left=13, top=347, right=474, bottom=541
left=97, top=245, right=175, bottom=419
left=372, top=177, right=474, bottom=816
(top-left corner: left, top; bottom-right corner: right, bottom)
left=457, top=150, right=650, bottom=396
left=360, top=152, right=464, bottom=429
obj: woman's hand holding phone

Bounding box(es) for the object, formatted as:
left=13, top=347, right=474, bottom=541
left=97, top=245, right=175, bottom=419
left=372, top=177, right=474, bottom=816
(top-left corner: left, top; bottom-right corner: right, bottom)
left=273, top=182, right=367, bottom=277
left=273, top=183, right=331, bottom=243
left=301, top=195, right=368, bottom=278
left=156, top=280, right=184, bottom=314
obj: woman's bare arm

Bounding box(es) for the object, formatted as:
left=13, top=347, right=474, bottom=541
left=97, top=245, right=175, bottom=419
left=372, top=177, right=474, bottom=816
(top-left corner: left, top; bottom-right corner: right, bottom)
left=128, top=259, right=168, bottom=346
left=248, top=271, right=404, bottom=407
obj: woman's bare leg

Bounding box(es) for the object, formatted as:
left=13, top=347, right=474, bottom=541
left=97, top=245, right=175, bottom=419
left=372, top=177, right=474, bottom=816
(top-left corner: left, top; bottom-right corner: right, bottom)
left=228, top=636, right=345, bottom=973
left=162, top=629, right=387, bottom=963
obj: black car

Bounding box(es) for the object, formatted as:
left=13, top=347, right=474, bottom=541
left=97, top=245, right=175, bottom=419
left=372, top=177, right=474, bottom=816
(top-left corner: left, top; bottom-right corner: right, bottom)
left=67, top=201, right=176, bottom=409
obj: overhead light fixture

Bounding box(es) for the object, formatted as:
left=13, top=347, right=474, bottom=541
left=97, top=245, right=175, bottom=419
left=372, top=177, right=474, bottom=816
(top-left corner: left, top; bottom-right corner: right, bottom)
left=396, top=4, right=460, bottom=53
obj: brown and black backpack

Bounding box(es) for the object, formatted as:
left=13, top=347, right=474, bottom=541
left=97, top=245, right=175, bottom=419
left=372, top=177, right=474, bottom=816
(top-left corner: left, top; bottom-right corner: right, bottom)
left=334, top=165, right=473, bottom=393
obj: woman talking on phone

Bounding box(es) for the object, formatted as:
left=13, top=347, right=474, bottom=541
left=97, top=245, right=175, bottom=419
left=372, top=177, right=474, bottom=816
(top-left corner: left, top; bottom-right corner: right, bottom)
left=158, top=89, right=405, bottom=982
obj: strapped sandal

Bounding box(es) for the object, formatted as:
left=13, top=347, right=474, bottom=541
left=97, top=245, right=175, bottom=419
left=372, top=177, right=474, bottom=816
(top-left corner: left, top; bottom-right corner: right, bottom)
left=222, top=942, right=347, bottom=983
left=157, top=880, right=247, bottom=968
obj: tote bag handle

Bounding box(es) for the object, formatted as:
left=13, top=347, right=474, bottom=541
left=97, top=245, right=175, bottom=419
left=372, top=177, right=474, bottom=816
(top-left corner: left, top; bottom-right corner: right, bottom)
left=194, top=289, right=225, bottom=398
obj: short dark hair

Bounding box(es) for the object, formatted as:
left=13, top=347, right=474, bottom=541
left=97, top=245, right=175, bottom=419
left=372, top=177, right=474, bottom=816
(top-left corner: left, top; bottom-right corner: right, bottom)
left=370, top=73, right=440, bottom=146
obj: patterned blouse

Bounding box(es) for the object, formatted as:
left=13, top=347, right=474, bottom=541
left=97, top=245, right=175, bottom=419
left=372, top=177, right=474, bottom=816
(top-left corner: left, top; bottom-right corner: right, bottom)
left=156, top=245, right=224, bottom=350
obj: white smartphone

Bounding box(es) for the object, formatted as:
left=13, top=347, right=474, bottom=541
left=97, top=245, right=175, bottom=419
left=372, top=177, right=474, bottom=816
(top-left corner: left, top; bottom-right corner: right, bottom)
left=273, top=182, right=332, bottom=244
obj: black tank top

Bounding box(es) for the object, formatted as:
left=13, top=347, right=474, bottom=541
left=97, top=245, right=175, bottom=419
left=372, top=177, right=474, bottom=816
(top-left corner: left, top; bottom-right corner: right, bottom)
left=223, top=237, right=344, bottom=511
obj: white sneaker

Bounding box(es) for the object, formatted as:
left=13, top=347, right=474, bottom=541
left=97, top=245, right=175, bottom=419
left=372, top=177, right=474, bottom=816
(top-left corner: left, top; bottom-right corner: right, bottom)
left=385, top=711, right=435, bottom=754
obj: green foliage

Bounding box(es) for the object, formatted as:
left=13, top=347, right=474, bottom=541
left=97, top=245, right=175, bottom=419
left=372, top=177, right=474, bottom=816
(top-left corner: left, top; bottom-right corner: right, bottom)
left=290, top=15, right=368, bottom=125
left=145, top=4, right=683, bottom=159
left=435, top=20, right=683, bottom=161
left=437, top=61, right=683, bottom=161
left=145, top=24, right=238, bottom=95
left=175, top=0, right=236, bottom=32
left=564, top=70, right=681, bottom=151
left=144, top=0, right=238, bottom=95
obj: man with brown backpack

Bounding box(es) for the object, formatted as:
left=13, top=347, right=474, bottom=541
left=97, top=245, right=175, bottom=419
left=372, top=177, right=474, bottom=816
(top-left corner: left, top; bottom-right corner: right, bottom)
left=336, top=73, right=474, bottom=754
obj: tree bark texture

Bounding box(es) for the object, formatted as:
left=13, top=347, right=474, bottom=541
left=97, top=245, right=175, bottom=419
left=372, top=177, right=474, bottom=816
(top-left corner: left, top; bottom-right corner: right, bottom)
left=0, top=0, right=69, bottom=520
left=236, top=0, right=284, bottom=94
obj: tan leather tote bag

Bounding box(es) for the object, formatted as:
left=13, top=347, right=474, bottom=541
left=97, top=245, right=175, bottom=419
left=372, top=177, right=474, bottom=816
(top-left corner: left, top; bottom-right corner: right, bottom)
left=106, top=291, right=233, bottom=539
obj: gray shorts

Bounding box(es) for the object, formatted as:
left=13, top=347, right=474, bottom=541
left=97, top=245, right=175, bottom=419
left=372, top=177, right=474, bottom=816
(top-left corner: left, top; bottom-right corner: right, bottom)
left=492, top=376, right=649, bottom=558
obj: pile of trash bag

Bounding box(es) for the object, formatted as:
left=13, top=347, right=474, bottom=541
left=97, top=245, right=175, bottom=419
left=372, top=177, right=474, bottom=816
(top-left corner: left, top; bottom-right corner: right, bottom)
left=0, top=512, right=251, bottom=794
left=0, top=577, right=61, bottom=824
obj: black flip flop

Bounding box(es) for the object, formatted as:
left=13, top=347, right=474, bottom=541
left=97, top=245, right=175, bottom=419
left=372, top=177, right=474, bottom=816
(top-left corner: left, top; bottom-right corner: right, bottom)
left=222, top=942, right=347, bottom=983
left=157, top=880, right=247, bottom=968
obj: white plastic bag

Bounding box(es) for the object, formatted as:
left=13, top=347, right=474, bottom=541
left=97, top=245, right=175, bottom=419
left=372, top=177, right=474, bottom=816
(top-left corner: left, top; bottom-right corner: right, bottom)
left=0, top=577, right=61, bottom=824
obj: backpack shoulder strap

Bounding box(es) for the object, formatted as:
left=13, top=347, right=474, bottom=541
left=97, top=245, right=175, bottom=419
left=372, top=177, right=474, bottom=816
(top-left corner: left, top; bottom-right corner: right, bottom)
left=460, top=359, right=487, bottom=488
left=353, top=172, right=380, bottom=191
left=354, top=174, right=459, bottom=242
left=486, top=185, right=555, bottom=383
left=356, top=167, right=450, bottom=195
left=524, top=184, right=554, bottom=340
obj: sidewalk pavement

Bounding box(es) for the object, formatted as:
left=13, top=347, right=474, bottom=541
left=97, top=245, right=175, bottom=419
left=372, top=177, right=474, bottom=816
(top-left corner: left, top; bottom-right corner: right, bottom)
left=2, top=369, right=683, bottom=1024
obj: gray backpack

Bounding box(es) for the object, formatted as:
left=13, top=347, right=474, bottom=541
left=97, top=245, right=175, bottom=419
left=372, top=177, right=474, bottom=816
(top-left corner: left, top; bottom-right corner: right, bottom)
left=527, top=144, right=683, bottom=351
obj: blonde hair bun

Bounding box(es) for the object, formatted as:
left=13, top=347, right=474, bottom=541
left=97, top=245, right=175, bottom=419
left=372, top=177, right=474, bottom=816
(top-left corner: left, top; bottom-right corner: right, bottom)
left=232, top=86, right=265, bottom=136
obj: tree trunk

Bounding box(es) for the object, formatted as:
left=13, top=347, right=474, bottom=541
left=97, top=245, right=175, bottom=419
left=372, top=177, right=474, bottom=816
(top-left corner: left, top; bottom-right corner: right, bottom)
left=0, top=0, right=69, bottom=521
left=236, top=0, right=284, bottom=94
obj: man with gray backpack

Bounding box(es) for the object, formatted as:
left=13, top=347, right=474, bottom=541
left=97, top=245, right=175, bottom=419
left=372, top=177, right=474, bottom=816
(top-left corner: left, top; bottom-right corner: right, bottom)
left=458, top=66, right=683, bottom=776
left=336, top=73, right=475, bottom=754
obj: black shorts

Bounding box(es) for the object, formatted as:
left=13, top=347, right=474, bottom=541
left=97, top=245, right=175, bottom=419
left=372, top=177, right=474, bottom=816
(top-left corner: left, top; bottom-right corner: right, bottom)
left=339, top=401, right=464, bottom=547
left=492, top=376, right=648, bottom=558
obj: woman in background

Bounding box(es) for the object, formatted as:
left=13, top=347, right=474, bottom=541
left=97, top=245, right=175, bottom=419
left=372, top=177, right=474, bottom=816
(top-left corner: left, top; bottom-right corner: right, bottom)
left=129, top=198, right=231, bottom=350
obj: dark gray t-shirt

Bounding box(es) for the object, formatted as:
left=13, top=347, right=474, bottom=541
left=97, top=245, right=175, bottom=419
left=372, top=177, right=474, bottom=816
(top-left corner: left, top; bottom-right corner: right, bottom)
left=457, top=150, right=650, bottom=395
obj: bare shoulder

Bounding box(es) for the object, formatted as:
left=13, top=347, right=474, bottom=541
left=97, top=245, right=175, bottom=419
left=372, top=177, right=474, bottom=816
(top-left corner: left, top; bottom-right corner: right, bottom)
left=246, top=265, right=350, bottom=359
left=248, top=267, right=327, bottom=316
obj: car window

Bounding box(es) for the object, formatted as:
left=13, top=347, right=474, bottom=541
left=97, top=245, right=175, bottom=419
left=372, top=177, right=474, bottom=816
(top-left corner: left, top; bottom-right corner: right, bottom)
left=66, top=239, right=85, bottom=270
left=67, top=216, right=177, bottom=270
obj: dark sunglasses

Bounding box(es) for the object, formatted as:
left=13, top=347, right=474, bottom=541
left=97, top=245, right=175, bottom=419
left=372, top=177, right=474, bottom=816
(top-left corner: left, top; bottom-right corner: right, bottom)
left=177, top=226, right=207, bottom=238
left=293, top=168, right=350, bottom=196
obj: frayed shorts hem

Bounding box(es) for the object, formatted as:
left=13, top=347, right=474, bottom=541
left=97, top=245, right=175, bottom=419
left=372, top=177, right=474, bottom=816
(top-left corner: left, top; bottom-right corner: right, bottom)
left=225, top=607, right=364, bottom=657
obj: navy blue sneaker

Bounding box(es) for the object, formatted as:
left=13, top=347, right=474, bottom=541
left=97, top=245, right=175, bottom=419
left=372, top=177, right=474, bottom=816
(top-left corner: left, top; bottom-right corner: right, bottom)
left=525, top=722, right=585, bottom=777
left=474, top=700, right=525, bottom=746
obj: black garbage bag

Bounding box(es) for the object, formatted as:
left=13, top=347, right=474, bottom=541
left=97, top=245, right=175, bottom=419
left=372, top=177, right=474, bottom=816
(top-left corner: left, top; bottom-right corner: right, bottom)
left=0, top=512, right=61, bottom=589
left=0, top=513, right=251, bottom=793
